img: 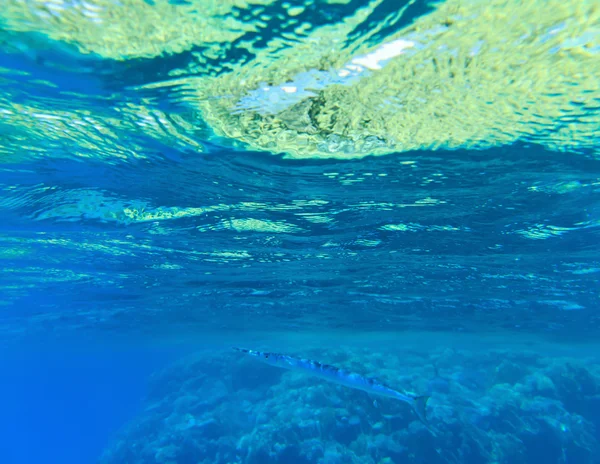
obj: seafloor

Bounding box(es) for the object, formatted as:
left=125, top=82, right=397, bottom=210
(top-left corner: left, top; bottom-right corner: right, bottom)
left=99, top=332, right=600, bottom=464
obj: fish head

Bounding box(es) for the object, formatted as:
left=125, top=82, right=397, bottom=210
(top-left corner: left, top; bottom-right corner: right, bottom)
left=233, top=347, right=279, bottom=366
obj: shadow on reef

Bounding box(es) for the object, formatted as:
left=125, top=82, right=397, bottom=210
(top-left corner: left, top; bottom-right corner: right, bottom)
left=99, top=345, right=600, bottom=464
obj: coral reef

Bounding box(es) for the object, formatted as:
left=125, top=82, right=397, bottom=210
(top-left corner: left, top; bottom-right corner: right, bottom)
left=100, top=345, right=600, bottom=464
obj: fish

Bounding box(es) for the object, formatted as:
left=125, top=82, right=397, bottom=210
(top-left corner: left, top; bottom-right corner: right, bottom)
left=233, top=347, right=430, bottom=425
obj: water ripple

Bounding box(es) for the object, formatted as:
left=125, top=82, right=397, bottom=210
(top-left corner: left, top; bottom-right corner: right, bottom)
left=0, top=0, right=600, bottom=340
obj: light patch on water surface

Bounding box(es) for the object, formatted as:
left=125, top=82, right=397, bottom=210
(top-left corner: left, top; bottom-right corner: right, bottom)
left=350, top=198, right=447, bottom=211
left=150, top=263, right=184, bottom=270
left=515, top=224, right=579, bottom=240
left=121, top=206, right=222, bottom=223
left=21, top=188, right=338, bottom=230
left=528, top=181, right=586, bottom=194
left=0, top=99, right=204, bottom=164
left=0, top=247, right=30, bottom=259
left=541, top=300, right=585, bottom=311
left=189, top=0, right=600, bottom=158
left=350, top=38, right=416, bottom=71
left=0, top=0, right=271, bottom=59
left=2, top=0, right=600, bottom=159
left=379, top=223, right=464, bottom=232
left=34, top=237, right=135, bottom=256
left=8, top=266, right=95, bottom=283
left=569, top=267, right=600, bottom=275
left=353, top=239, right=381, bottom=247
left=0, top=234, right=254, bottom=269
left=224, top=218, right=303, bottom=234
left=0, top=103, right=145, bottom=162
left=233, top=36, right=418, bottom=116
left=295, top=213, right=334, bottom=224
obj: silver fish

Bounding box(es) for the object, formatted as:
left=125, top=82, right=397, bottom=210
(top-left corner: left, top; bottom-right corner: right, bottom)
left=233, top=347, right=429, bottom=424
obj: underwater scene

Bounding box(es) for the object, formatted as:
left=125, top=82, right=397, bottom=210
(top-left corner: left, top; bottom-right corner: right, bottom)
left=1, top=0, right=600, bottom=463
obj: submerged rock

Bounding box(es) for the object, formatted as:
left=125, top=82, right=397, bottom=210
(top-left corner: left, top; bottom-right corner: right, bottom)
left=494, top=360, right=529, bottom=386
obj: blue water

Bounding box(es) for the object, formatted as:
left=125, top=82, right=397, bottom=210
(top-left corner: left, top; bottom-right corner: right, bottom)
left=2, top=1, right=600, bottom=463
left=0, top=344, right=179, bottom=463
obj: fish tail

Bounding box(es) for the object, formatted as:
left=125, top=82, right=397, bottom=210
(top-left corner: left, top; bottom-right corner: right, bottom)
left=411, top=395, right=429, bottom=424
left=232, top=347, right=248, bottom=353
left=411, top=395, right=440, bottom=436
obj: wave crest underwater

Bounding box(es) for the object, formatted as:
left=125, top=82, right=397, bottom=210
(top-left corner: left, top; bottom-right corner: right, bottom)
left=2, top=0, right=599, bottom=159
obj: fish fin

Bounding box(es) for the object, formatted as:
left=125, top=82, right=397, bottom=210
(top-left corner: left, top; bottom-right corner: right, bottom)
left=412, top=395, right=429, bottom=424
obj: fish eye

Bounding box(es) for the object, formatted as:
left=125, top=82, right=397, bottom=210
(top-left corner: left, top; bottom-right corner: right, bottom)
left=265, top=354, right=269, bottom=359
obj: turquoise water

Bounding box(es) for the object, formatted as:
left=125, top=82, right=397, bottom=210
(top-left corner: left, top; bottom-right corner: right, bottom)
left=1, top=0, right=600, bottom=463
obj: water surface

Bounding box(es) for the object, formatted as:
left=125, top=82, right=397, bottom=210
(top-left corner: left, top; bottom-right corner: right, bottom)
left=1, top=0, right=600, bottom=463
